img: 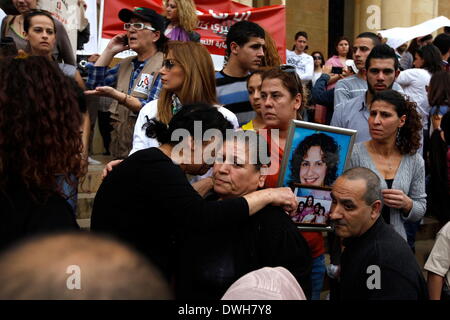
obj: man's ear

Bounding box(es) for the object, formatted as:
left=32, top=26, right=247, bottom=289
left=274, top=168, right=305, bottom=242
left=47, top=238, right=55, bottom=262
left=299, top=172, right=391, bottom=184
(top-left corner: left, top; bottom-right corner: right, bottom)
left=394, top=69, right=400, bottom=79
left=230, top=41, right=240, bottom=55
left=370, top=200, right=382, bottom=220
left=153, top=30, right=161, bottom=43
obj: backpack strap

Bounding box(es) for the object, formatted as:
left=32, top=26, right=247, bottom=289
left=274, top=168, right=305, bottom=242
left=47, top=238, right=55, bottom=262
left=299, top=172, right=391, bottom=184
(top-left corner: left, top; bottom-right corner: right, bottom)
left=1, top=15, right=15, bottom=39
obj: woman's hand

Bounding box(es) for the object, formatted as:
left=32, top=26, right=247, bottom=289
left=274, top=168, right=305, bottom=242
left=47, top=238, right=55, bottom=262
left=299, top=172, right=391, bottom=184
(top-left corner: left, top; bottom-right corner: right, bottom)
left=102, top=159, right=124, bottom=178
left=267, top=187, right=299, bottom=215
left=382, top=189, right=413, bottom=213
left=85, top=86, right=118, bottom=99
left=243, top=187, right=298, bottom=216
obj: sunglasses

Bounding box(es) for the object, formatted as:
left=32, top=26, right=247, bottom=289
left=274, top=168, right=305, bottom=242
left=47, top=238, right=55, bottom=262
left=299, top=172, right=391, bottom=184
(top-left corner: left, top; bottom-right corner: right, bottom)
left=313, top=56, right=322, bottom=60
left=279, top=64, right=302, bottom=90
left=123, top=23, right=155, bottom=31
left=162, top=59, right=179, bottom=70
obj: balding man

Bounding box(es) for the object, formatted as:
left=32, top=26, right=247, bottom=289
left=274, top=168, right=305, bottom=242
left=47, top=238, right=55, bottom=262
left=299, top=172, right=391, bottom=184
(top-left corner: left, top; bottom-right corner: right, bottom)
left=330, top=167, right=427, bottom=300
left=0, top=232, right=172, bottom=300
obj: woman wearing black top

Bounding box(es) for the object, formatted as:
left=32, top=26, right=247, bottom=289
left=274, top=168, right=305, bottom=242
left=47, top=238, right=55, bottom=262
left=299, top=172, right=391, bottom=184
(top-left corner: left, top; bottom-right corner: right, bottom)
left=0, top=56, right=82, bottom=251
left=176, top=131, right=312, bottom=299
left=91, top=103, right=298, bottom=279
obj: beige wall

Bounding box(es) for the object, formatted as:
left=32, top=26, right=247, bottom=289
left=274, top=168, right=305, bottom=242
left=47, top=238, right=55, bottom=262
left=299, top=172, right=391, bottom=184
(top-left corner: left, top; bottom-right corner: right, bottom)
left=353, top=0, right=443, bottom=35
left=284, top=0, right=329, bottom=61
left=438, top=0, right=450, bottom=33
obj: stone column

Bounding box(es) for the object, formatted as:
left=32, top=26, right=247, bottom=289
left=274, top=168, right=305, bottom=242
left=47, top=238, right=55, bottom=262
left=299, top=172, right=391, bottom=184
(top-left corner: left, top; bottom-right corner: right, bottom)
left=354, top=0, right=382, bottom=36
left=381, top=0, right=412, bottom=29
left=285, top=0, right=329, bottom=58
left=411, top=0, right=438, bottom=25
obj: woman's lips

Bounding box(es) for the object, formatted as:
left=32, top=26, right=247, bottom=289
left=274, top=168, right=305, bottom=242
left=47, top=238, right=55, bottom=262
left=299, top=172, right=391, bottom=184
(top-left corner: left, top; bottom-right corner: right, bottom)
left=302, top=177, right=319, bottom=184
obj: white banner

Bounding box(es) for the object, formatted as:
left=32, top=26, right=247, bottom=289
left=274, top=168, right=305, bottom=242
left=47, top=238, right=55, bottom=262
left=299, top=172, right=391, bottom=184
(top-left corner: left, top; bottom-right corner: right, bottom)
left=0, top=8, right=5, bottom=23
left=77, top=0, right=98, bottom=55
left=38, top=0, right=78, bottom=54
left=379, top=16, right=450, bottom=49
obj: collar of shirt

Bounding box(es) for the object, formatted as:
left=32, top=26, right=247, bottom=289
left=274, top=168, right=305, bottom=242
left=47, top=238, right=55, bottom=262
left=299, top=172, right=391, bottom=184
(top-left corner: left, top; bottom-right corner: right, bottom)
left=342, top=217, right=384, bottom=248
left=359, top=92, right=369, bottom=113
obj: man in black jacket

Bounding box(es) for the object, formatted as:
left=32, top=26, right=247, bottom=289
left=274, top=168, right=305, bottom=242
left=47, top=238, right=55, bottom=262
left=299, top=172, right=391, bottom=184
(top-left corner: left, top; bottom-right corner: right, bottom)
left=329, top=167, right=428, bottom=300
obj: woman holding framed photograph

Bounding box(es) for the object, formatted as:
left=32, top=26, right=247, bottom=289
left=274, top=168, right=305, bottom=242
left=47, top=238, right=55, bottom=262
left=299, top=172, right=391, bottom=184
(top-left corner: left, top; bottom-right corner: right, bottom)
left=259, top=66, right=326, bottom=300
left=349, top=90, right=426, bottom=242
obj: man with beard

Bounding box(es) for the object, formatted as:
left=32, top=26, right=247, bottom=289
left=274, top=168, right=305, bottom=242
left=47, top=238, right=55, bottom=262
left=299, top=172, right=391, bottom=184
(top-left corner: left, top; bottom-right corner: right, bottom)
left=333, top=32, right=403, bottom=108
left=331, top=44, right=401, bottom=143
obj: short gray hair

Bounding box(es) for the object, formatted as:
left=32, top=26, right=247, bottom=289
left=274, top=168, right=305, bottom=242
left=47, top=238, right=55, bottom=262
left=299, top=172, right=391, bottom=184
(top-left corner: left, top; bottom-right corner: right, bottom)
left=340, top=167, right=382, bottom=205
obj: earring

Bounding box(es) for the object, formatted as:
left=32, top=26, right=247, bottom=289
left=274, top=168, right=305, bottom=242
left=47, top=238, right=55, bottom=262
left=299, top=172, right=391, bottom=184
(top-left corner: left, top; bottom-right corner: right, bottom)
left=396, top=127, right=401, bottom=145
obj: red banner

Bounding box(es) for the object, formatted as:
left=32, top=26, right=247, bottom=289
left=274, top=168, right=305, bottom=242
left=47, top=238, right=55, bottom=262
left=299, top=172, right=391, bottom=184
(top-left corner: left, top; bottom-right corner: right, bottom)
left=101, top=0, right=286, bottom=62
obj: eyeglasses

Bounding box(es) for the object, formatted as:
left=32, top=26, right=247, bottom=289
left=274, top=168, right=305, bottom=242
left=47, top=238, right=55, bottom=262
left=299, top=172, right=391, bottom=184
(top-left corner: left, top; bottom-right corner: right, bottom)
left=162, top=59, right=178, bottom=70
left=313, top=56, right=322, bottom=60
left=279, top=64, right=302, bottom=90
left=123, top=23, right=155, bottom=31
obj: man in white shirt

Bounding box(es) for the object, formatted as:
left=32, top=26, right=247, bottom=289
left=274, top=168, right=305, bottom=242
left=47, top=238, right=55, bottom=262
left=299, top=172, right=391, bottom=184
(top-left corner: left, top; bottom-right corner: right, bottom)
left=286, top=31, right=314, bottom=83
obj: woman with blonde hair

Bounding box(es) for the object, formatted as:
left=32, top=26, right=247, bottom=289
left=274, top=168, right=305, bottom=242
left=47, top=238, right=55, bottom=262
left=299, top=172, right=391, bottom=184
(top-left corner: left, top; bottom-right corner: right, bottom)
left=163, top=0, right=200, bottom=42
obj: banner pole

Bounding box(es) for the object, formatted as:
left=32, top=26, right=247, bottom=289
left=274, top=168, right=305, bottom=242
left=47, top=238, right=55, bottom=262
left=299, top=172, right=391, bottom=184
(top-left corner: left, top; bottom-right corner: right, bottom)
left=98, top=0, right=105, bottom=54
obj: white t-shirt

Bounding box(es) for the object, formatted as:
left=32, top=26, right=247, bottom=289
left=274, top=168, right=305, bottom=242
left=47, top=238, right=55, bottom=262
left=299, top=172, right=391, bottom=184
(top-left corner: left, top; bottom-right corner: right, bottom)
left=286, top=50, right=314, bottom=82
left=312, top=71, right=322, bottom=87
left=0, top=9, right=6, bottom=23
left=396, top=68, right=431, bottom=128
left=130, top=99, right=239, bottom=156
left=424, top=222, right=450, bottom=288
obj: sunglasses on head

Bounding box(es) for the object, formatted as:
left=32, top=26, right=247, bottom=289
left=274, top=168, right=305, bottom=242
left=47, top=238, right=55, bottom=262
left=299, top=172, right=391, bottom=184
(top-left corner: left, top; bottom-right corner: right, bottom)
left=123, top=23, right=155, bottom=31
left=278, top=64, right=302, bottom=89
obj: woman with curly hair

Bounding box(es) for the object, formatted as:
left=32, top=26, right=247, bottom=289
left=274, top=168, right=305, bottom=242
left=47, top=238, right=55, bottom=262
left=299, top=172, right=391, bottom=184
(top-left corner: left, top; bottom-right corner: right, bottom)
left=163, top=0, right=200, bottom=42
left=0, top=56, right=82, bottom=250
left=349, top=89, right=426, bottom=241
left=289, top=133, right=340, bottom=187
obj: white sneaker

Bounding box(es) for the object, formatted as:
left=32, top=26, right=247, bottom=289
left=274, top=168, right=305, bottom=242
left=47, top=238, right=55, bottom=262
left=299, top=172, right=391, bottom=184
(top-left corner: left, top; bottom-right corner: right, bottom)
left=88, top=157, right=101, bottom=165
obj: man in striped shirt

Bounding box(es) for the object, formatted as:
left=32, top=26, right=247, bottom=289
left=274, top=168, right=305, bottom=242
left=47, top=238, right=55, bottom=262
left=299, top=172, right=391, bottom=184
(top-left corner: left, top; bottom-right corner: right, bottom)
left=216, top=21, right=265, bottom=126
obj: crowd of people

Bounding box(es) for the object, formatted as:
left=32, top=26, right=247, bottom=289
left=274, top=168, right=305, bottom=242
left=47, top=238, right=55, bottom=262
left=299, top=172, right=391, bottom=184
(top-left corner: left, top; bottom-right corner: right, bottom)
left=1, top=1, right=450, bottom=301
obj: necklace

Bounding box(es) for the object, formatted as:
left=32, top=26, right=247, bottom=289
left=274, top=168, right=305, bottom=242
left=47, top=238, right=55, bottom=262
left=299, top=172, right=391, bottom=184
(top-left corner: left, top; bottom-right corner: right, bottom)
left=369, top=141, right=394, bottom=172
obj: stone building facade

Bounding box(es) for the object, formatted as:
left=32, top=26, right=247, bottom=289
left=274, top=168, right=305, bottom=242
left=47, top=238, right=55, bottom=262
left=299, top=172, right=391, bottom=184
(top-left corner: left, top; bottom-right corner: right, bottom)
left=234, top=0, right=449, bottom=60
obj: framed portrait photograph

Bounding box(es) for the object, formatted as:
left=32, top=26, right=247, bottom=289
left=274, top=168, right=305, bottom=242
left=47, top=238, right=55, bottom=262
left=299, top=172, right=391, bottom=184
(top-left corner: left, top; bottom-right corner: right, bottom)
left=289, top=185, right=334, bottom=231
left=277, top=120, right=357, bottom=190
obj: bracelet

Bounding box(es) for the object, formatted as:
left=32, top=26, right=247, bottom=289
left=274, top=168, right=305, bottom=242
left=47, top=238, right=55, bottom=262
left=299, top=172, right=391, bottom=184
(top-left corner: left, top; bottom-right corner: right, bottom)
left=122, top=93, right=128, bottom=105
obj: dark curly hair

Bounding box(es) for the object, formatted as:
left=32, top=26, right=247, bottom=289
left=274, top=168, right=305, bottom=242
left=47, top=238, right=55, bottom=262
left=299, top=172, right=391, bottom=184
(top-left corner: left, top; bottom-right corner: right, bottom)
left=0, top=56, right=83, bottom=202
left=371, top=90, right=423, bottom=155
left=289, top=133, right=340, bottom=187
